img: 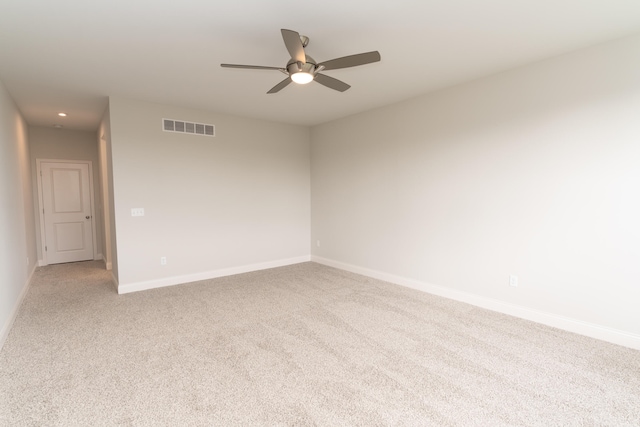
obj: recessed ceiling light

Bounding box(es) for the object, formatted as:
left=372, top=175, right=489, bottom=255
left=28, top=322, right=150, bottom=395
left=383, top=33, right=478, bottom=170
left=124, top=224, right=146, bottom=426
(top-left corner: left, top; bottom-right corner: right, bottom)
left=53, top=124, right=63, bottom=128
left=58, top=112, right=67, bottom=117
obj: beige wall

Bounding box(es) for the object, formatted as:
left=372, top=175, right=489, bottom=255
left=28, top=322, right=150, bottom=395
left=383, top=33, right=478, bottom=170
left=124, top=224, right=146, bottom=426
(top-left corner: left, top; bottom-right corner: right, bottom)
left=29, top=126, right=103, bottom=264
left=108, top=97, right=310, bottom=290
left=0, top=77, right=37, bottom=349
left=311, top=34, right=640, bottom=342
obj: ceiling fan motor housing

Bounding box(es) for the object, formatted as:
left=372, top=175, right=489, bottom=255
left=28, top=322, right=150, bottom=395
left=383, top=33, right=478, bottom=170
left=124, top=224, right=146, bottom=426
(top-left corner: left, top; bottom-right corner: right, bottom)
left=287, top=56, right=317, bottom=76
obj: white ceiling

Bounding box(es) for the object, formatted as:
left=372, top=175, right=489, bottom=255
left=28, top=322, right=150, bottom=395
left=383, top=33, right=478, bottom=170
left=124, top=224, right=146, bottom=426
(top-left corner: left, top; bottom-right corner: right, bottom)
left=1, top=0, right=639, bottom=131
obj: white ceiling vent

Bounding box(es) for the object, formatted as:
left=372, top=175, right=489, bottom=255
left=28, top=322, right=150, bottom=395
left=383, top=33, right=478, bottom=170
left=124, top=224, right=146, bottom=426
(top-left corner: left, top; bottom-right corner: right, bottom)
left=163, top=119, right=215, bottom=137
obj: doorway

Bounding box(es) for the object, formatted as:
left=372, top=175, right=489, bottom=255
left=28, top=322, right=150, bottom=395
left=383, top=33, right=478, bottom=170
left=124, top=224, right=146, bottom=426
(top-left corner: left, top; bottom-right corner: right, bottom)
left=36, top=160, right=98, bottom=265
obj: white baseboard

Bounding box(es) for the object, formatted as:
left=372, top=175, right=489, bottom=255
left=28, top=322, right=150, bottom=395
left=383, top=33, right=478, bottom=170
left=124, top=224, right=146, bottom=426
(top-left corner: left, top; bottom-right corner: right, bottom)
left=117, top=255, right=311, bottom=295
left=95, top=253, right=113, bottom=271
left=39, top=255, right=109, bottom=268
left=0, top=264, right=37, bottom=352
left=311, top=255, right=640, bottom=350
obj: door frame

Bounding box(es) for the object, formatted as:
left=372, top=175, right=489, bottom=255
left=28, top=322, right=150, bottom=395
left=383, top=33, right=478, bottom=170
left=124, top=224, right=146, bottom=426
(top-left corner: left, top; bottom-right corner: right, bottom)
left=36, top=159, right=99, bottom=266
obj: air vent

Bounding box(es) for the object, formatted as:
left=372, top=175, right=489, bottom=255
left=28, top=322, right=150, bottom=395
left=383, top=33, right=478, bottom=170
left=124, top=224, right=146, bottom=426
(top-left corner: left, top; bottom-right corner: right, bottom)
left=163, top=119, right=215, bottom=137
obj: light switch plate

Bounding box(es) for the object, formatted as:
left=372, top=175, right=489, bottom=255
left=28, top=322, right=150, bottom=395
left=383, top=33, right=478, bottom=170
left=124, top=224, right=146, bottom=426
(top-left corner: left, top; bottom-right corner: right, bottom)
left=131, top=208, right=145, bottom=217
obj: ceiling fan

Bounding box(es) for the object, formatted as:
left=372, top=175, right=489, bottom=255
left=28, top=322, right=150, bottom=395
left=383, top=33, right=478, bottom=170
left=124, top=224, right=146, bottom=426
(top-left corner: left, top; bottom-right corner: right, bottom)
left=221, top=29, right=381, bottom=94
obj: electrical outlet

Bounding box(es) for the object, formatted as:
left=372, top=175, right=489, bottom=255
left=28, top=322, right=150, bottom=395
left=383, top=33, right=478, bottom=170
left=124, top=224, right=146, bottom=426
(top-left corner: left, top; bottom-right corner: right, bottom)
left=509, top=275, right=518, bottom=287
left=316, top=240, right=320, bottom=247
left=26, top=257, right=29, bottom=266
left=160, top=256, right=167, bottom=266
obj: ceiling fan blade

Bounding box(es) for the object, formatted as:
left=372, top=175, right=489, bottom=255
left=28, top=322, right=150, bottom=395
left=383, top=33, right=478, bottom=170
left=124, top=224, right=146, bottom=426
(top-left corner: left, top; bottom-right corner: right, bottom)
left=318, top=51, right=381, bottom=71
left=221, top=64, right=285, bottom=71
left=281, top=29, right=306, bottom=63
left=314, top=73, right=351, bottom=92
left=267, top=78, right=292, bottom=94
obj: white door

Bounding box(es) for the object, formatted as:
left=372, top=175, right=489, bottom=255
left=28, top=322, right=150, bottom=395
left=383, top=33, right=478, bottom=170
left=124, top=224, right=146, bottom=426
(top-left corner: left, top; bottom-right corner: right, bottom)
left=41, top=162, right=94, bottom=264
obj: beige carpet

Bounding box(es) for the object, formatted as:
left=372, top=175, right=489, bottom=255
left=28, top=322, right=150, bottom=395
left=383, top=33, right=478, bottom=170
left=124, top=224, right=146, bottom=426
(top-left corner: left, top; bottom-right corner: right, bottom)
left=1, top=261, right=639, bottom=426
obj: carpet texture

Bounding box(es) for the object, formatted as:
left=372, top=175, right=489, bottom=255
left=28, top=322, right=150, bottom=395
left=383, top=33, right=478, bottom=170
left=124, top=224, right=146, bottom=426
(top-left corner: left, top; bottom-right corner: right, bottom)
left=1, top=261, right=639, bottom=426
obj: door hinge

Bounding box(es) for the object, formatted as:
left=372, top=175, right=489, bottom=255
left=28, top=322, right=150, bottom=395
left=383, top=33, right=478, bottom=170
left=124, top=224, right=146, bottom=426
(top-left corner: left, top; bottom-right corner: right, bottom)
left=45, top=246, right=47, bottom=251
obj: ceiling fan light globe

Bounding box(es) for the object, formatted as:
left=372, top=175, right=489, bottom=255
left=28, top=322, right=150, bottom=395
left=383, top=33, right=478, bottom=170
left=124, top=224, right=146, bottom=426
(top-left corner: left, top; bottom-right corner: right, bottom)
left=291, top=72, right=314, bottom=84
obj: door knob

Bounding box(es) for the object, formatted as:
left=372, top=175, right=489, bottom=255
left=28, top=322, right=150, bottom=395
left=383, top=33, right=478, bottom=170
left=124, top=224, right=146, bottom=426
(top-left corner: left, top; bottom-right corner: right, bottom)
left=86, top=216, right=91, bottom=219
